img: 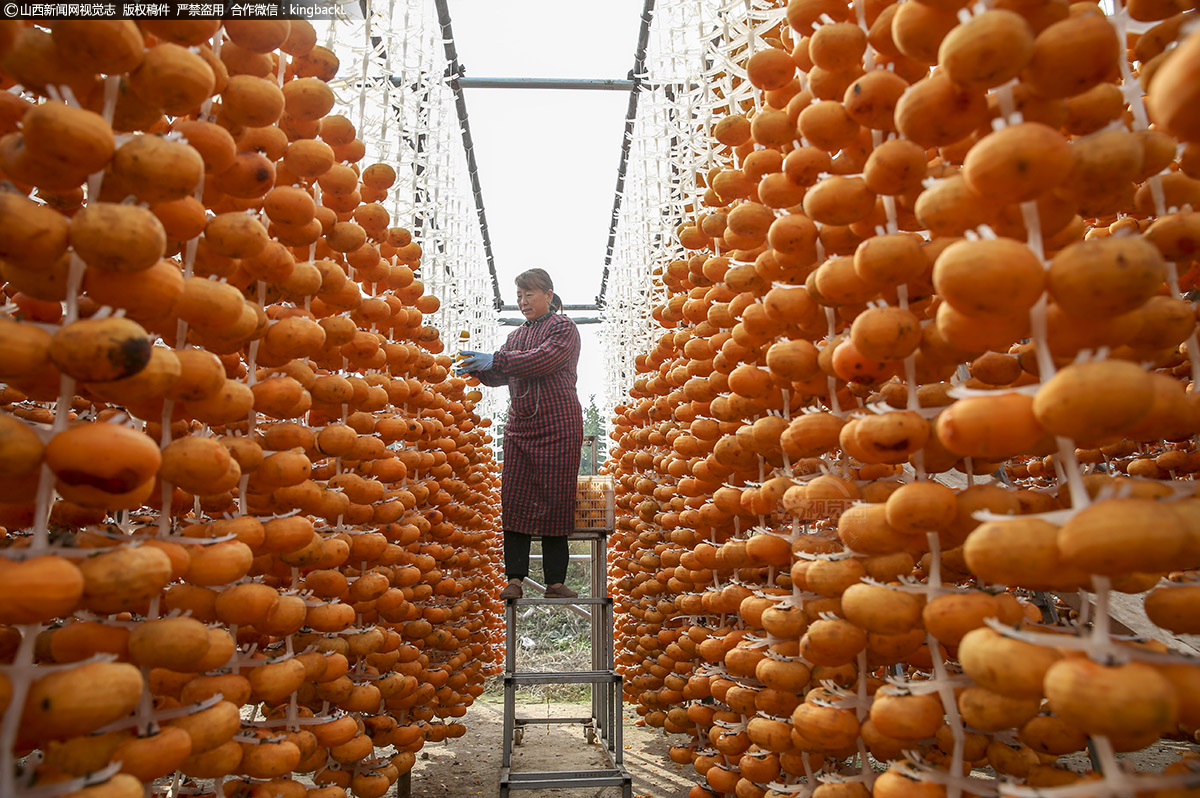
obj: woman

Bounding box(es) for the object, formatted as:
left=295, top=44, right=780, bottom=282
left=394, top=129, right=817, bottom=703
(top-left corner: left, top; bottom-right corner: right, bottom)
left=459, top=268, right=583, bottom=600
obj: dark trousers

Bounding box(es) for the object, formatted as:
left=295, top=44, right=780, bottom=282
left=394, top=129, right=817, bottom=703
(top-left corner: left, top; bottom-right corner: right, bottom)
left=504, top=531, right=569, bottom=585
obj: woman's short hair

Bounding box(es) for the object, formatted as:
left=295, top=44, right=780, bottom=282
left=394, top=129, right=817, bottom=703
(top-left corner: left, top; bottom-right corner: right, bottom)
left=515, top=268, right=563, bottom=312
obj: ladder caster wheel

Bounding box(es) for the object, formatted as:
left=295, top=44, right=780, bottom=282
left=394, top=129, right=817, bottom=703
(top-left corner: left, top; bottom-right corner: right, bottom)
left=514, top=727, right=524, bottom=746
left=585, top=727, right=596, bottom=744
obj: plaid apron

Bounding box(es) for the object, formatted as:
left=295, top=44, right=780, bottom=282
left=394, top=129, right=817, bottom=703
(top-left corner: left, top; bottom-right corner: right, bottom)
left=476, top=313, right=583, bottom=536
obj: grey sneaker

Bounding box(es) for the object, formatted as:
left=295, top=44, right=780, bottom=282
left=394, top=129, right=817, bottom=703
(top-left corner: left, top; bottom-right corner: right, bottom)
left=544, top=583, right=578, bottom=599
left=500, top=582, right=523, bottom=600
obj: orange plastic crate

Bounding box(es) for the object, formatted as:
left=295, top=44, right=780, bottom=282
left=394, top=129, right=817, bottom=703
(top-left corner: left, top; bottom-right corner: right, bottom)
left=574, top=475, right=615, bottom=531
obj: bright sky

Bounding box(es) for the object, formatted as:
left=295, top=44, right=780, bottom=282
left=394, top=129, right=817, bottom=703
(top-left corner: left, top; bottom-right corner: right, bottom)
left=446, top=0, right=648, bottom=409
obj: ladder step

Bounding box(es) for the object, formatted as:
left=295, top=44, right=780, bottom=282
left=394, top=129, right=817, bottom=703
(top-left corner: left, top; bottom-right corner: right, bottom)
left=510, top=596, right=611, bottom=606
left=566, top=530, right=608, bottom=540
left=501, top=768, right=631, bottom=790
left=514, top=716, right=594, bottom=725
left=506, top=670, right=620, bottom=685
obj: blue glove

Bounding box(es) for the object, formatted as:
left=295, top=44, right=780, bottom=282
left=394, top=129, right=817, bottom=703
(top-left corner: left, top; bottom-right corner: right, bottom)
left=458, top=350, right=493, bottom=374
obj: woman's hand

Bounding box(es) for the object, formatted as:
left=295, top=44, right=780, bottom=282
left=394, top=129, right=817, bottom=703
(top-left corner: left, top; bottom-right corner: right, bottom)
left=457, top=350, right=493, bottom=373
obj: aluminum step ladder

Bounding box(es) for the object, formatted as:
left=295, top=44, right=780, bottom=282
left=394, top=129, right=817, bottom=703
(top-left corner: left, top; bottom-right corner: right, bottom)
left=499, top=529, right=633, bottom=798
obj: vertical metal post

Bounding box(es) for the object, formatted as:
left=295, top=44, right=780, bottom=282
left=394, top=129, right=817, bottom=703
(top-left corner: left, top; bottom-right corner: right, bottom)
left=583, top=434, right=598, bottom=475
left=599, top=535, right=609, bottom=744
left=394, top=769, right=411, bottom=798
left=607, top=599, right=616, bottom=750
left=505, top=601, right=517, bottom=673
left=590, top=535, right=601, bottom=737
left=502, top=599, right=517, bottom=770
left=614, top=669, right=624, bottom=765
left=502, top=674, right=515, bottom=769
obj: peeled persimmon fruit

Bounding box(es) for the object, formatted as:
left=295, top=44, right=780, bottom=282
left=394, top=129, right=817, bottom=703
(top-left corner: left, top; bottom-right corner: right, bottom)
left=44, top=422, right=162, bottom=497
left=0, top=555, right=83, bottom=625
left=936, top=393, right=1044, bottom=460
left=49, top=316, right=153, bottom=383
left=962, top=122, right=1072, bottom=204
left=1032, top=360, right=1155, bottom=444
left=933, top=238, right=1044, bottom=317
left=938, top=10, right=1034, bottom=90
left=1047, top=236, right=1166, bottom=318
left=21, top=661, right=144, bottom=742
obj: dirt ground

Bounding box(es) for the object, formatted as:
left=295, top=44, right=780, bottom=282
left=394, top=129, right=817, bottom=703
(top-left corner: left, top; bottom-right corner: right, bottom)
left=404, top=696, right=1200, bottom=798
left=405, top=697, right=700, bottom=798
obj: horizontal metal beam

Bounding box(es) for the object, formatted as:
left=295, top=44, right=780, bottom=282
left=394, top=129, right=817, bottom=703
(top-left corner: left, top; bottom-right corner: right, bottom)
left=456, top=77, right=635, bottom=90
left=506, top=670, right=619, bottom=685
left=501, top=767, right=631, bottom=791
left=504, top=774, right=629, bottom=789
left=499, top=304, right=600, bottom=311
left=508, top=769, right=626, bottom=780
left=513, top=596, right=610, bottom=606
left=500, top=317, right=602, bottom=326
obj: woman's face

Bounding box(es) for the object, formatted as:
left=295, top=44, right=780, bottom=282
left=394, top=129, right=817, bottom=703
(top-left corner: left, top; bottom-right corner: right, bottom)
left=517, top=285, right=552, bottom=320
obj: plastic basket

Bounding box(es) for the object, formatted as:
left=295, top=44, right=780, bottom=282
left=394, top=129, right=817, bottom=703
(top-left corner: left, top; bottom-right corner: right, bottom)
left=574, top=475, right=615, bottom=532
